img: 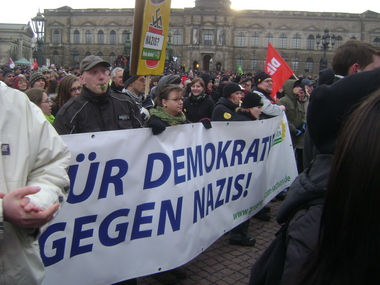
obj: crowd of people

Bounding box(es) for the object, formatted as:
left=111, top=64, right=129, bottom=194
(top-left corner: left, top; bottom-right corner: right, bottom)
left=1, top=38, right=380, bottom=284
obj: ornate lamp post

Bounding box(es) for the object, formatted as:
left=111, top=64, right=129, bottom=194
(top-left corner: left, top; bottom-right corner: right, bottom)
left=316, top=29, right=336, bottom=71
left=124, top=30, right=132, bottom=70
left=31, top=10, right=46, bottom=67
left=165, top=33, right=174, bottom=73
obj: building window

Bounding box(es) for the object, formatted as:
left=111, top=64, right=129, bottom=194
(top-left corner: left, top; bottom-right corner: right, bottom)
left=305, top=57, right=314, bottom=73
left=53, top=51, right=60, bottom=66
left=203, top=30, right=213, bottom=45
left=265, top=33, right=273, bottom=46
left=307, top=35, right=315, bottom=50
left=85, top=51, right=91, bottom=57
left=122, top=30, right=129, bottom=43
left=237, top=32, right=246, bottom=47
left=293, top=34, right=301, bottom=49
left=97, top=30, right=104, bottom=44
left=279, top=33, right=287, bottom=49
left=53, top=30, right=61, bottom=44
left=335, top=36, right=343, bottom=47
left=373, top=37, right=380, bottom=47
left=291, top=57, right=300, bottom=73
left=236, top=55, right=244, bottom=68
left=109, top=52, right=116, bottom=65
left=173, top=30, right=183, bottom=45
left=110, top=30, right=116, bottom=45
left=250, top=56, right=258, bottom=70
left=74, top=30, right=80, bottom=44
left=85, top=30, right=92, bottom=44
left=251, top=32, right=259, bottom=47
left=97, top=52, right=104, bottom=58
left=350, top=36, right=357, bottom=40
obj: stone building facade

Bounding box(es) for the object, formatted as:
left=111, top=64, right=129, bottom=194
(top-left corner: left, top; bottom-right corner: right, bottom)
left=0, top=23, right=34, bottom=65
left=42, top=0, right=380, bottom=76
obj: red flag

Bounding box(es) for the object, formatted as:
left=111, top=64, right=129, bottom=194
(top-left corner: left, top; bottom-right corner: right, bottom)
left=265, top=42, right=293, bottom=99
left=32, top=59, right=38, bottom=70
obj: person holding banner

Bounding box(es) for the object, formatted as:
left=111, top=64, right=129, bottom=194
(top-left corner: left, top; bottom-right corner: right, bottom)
left=0, top=84, right=70, bottom=284
left=252, top=72, right=285, bottom=119
left=146, top=84, right=188, bottom=283
left=211, top=83, right=257, bottom=246
left=148, top=84, right=188, bottom=136
left=211, top=82, right=245, bottom=122
left=54, top=55, right=143, bottom=134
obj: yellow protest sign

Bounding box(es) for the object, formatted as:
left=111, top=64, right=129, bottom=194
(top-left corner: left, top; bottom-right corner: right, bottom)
left=131, top=0, right=172, bottom=75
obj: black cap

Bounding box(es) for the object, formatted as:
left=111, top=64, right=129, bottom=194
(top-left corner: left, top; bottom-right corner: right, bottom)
left=253, top=71, right=271, bottom=86
left=241, top=92, right=263, bottom=108
left=223, top=82, right=244, bottom=98
left=80, top=55, right=110, bottom=74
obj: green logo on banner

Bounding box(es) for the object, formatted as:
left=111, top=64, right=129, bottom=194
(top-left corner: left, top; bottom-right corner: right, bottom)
left=142, top=49, right=161, bottom=60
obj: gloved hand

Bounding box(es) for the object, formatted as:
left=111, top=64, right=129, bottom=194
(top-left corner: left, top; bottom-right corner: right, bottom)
left=146, top=120, right=166, bottom=135
left=295, top=129, right=303, bottom=136
left=199, top=118, right=212, bottom=129
left=301, top=123, right=307, bottom=132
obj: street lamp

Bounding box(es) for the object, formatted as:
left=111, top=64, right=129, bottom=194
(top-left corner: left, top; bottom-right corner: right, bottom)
left=31, top=9, right=47, bottom=67
left=124, top=30, right=131, bottom=70
left=316, top=29, right=336, bottom=71
left=165, top=33, right=174, bottom=73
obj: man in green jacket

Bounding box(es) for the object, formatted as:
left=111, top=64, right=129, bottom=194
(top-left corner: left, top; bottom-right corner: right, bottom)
left=277, top=79, right=307, bottom=173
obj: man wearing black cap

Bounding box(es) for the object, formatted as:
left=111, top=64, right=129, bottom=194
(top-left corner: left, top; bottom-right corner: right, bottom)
left=252, top=71, right=285, bottom=119
left=54, top=55, right=143, bottom=134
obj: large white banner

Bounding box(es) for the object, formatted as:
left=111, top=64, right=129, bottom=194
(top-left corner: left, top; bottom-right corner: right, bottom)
left=40, top=115, right=297, bottom=285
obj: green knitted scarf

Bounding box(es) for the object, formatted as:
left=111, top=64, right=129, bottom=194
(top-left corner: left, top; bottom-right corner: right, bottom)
left=150, top=106, right=186, bottom=126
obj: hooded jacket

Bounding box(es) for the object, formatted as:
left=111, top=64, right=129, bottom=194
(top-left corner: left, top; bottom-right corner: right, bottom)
left=277, top=80, right=307, bottom=149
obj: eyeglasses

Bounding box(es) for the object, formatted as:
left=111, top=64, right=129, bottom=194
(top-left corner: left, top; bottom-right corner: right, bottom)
left=167, top=97, right=185, bottom=102
left=42, top=99, right=52, bottom=104
left=70, top=87, right=82, bottom=93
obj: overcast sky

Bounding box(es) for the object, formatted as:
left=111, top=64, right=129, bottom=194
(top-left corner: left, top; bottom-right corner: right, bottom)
left=4, top=0, right=379, bottom=25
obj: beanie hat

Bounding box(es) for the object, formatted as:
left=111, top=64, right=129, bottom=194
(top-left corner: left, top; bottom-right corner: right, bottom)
left=253, top=71, right=271, bottom=86
left=308, top=67, right=380, bottom=154
left=29, top=72, right=46, bottom=87
left=223, top=82, right=244, bottom=98
left=80, top=55, right=110, bottom=75
left=3, top=69, right=14, bottom=78
left=241, top=92, right=263, bottom=108
left=123, top=69, right=140, bottom=88
left=293, top=79, right=302, bottom=88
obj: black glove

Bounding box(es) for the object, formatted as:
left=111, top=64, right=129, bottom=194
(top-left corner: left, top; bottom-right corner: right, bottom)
left=146, top=120, right=166, bottom=135
left=301, top=123, right=307, bottom=132
left=199, top=118, right=212, bottom=129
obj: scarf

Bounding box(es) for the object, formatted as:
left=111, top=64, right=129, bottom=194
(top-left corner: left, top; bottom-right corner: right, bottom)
left=44, top=114, right=55, bottom=125
left=150, top=106, right=186, bottom=126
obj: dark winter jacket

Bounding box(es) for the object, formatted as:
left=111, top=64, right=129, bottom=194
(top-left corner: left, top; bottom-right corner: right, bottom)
left=54, top=86, right=143, bottom=134
left=183, top=93, right=214, bottom=122
left=276, top=154, right=333, bottom=285
left=211, top=97, right=246, bottom=121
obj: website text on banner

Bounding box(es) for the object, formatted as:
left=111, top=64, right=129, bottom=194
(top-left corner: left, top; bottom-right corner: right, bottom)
left=40, top=115, right=297, bottom=285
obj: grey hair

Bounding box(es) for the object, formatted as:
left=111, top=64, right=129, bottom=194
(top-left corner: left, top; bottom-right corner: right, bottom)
left=111, top=67, right=124, bottom=79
